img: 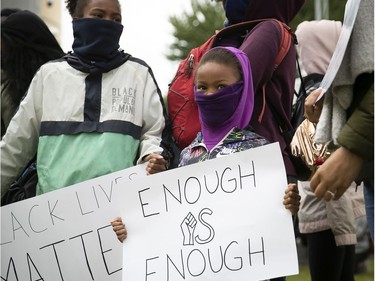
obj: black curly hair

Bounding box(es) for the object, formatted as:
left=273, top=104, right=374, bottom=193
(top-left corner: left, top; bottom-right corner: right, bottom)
left=1, top=10, right=65, bottom=119
left=65, top=0, right=121, bottom=18
left=65, top=0, right=91, bottom=17
left=1, top=37, right=64, bottom=106
left=198, top=47, right=243, bottom=81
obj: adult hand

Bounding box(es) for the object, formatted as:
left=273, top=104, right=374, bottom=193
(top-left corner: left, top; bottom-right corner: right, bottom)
left=144, top=153, right=167, bottom=175
left=111, top=217, right=127, bottom=243
left=283, top=183, right=300, bottom=215
left=304, top=88, right=325, bottom=123
left=310, top=146, right=364, bottom=201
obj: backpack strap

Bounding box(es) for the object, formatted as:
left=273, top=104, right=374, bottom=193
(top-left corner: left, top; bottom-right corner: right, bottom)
left=273, top=20, right=295, bottom=70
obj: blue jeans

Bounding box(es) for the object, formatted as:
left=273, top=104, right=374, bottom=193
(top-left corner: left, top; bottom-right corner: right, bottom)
left=363, top=179, right=374, bottom=242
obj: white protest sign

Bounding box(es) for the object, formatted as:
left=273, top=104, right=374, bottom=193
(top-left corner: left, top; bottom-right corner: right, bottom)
left=1, top=164, right=147, bottom=281
left=117, top=143, right=299, bottom=281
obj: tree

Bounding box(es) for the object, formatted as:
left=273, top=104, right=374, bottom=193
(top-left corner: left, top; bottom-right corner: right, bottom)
left=166, top=0, right=225, bottom=61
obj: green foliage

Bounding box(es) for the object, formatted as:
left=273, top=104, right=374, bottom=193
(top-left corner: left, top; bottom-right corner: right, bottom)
left=166, top=0, right=226, bottom=61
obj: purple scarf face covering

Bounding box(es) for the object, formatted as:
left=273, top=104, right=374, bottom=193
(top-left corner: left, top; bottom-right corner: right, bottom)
left=195, top=81, right=243, bottom=127
left=194, top=47, right=254, bottom=150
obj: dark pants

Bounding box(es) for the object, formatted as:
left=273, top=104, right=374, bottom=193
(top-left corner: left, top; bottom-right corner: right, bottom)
left=306, top=229, right=355, bottom=281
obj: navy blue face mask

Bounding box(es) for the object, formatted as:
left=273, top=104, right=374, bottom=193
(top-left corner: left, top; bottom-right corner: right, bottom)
left=72, top=18, right=123, bottom=64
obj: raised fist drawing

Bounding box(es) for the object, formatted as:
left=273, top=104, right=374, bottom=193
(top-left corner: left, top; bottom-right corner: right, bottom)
left=180, top=212, right=197, bottom=245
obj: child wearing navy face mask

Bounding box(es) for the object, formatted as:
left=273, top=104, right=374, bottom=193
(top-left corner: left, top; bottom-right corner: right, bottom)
left=0, top=0, right=174, bottom=200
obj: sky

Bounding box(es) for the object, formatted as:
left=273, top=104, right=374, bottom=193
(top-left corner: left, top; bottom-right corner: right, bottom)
left=60, top=0, right=193, bottom=96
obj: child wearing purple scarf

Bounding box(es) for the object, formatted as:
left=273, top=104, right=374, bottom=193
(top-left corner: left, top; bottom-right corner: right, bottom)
left=177, top=47, right=284, bottom=171
left=193, top=46, right=254, bottom=151
left=113, top=47, right=301, bottom=247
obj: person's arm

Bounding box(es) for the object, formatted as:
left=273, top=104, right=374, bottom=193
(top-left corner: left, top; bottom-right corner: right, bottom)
left=137, top=70, right=165, bottom=163
left=311, top=147, right=363, bottom=201
left=304, top=88, right=324, bottom=123
left=337, top=83, right=374, bottom=161
left=144, top=152, right=167, bottom=175
left=283, top=183, right=300, bottom=215
left=310, top=84, right=373, bottom=200
left=111, top=217, right=127, bottom=243
left=1, top=71, right=42, bottom=200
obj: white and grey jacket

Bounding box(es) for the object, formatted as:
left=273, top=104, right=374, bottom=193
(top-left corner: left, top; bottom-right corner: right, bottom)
left=1, top=54, right=169, bottom=196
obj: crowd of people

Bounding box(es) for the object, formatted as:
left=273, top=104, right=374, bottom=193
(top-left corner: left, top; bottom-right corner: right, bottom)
left=295, top=19, right=368, bottom=281
left=1, top=0, right=373, bottom=280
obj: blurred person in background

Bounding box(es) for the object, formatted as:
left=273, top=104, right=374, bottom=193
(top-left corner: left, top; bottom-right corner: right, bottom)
left=304, top=0, right=374, bottom=242
left=295, top=19, right=365, bottom=281
left=1, top=9, right=65, bottom=137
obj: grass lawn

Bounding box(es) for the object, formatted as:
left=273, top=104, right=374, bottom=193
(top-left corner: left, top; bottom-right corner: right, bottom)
left=288, top=254, right=374, bottom=281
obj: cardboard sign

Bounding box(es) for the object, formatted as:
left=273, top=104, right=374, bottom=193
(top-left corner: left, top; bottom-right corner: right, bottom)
left=1, top=143, right=298, bottom=281
left=118, top=143, right=299, bottom=280
left=1, top=164, right=147, bottom=281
